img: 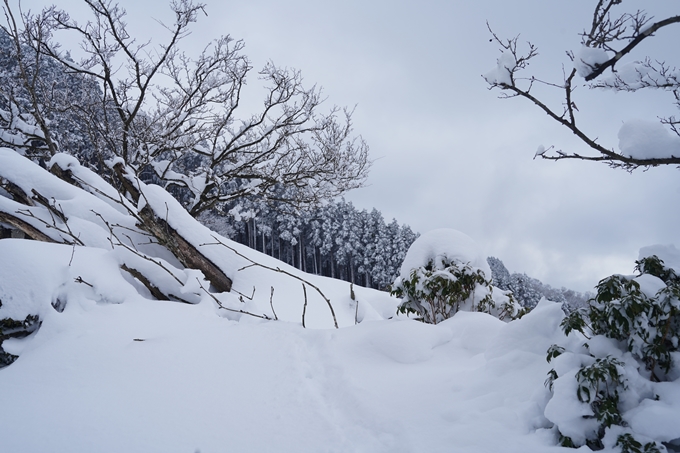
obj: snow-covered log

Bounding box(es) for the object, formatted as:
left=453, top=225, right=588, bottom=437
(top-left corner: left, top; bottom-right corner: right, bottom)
left=0, top=149, right=231, bottom=301
left=109, top=161, right=232, bottom=293
left=137, top=204, right=232, bottom=293
left=0, top=148, right=383, bottom=338
left=0, top=314, right=39, bottom=367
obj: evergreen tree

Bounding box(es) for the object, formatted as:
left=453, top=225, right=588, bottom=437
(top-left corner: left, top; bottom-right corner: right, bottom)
left=487, top=256, right=589, bottom=310
left=487, top=256, right=511, bottom=290
left=200, top=198, right=418, bottom=291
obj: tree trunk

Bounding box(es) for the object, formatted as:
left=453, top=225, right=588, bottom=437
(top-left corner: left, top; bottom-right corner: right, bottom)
left=137, top=204, right=232, bottom=293
left=108, top=163, right=233, bottom=293
left=0, top=210, right=59, bottom=243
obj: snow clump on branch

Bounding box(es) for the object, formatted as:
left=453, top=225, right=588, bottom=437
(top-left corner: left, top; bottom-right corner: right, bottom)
left=483, top=51, right=516, bottom=86
left=574, top=46, right=610, bottom=79
left=618, top=119, right=680, bottom=160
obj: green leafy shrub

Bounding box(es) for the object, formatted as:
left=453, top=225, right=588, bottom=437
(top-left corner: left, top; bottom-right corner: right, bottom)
left=575, top=356, right=625, bottom=430
left=585, top=256, right=680, bottom=381
left=616, top=434, right=663, bottom=453
left=545, top=255, right=679, bottom=450
left=391, top=258, right=521, bottom=324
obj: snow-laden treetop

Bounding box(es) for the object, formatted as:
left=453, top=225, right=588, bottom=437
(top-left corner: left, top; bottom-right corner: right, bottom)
left=399, top=228, right=491, bottom=279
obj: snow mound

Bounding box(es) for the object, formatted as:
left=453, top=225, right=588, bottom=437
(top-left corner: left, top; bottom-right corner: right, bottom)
left=0, top=283, right=571, bottom=452
left=399, top=228, right=491, bottom=279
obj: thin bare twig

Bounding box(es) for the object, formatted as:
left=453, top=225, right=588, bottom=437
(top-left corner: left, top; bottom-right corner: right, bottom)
left=91, top=210, right=197, bottom=304
left=202, top=235, right=339, bottom=328
left=270, top=286, right=278, bottom=321
left=355, top=299, right=359, bottom=325
left=68, top=239, right=77, bottom=266
left=60, top=168, right=143, bottom=222
left=233, top=286, right=255, bottom=301
left=30, top=189, right=67, bottom=223
left=196, top=278, right=271, bottom=320
left=92, top=211, right=185, bottom=285
left=74, top=276, right=93, bottom=287
left=16, top=207, right=84, bottom=245
left=301, top=283, right=308, bottom=328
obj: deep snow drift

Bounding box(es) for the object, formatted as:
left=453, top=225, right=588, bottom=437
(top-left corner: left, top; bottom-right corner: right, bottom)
left=0, top=235, right=567, bottom=452
left=2, top=240, right=680, bottom=452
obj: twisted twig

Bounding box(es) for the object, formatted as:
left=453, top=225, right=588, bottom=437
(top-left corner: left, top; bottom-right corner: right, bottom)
left=201, top=235, right=339, bottom=328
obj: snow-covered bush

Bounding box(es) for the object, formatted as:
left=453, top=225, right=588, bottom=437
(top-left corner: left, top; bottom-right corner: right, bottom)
left=392, top=257, right=495, bottom=323
left=544, top=246, right=680, bottom=451
left=391, top=229, right=522, bottom=324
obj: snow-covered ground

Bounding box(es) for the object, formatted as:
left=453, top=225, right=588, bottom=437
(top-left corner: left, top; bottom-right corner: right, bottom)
left=0, top=235, right=568, bottom=452
left=1, top=149, right=679, bottom=452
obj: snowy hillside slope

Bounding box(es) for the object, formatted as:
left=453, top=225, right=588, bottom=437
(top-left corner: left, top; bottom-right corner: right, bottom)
left=0, top=147, right=394, bottom=328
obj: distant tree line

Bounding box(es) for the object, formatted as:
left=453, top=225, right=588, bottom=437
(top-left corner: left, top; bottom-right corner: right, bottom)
left=487, top=256, right=591, bottom=310
left=201, top=198, right=419, bottom=291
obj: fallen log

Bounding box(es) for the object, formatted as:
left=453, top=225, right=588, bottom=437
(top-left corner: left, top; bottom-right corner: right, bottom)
left=50, top=158, right=233, bottom=293
left=0, top=314, right=40, bottom=368
left=49, top=162, right=81, bottom=189
left=137, top=204, right=232, bottom=293
left=0, top=210, right=59, bottom=243
left=120, top=264, right=195, bottom=304
left=110, top=162, right=232, bottom=293
left=0, top=178, right=33, bottom=206
left=112, top=162, right=140, bottom=203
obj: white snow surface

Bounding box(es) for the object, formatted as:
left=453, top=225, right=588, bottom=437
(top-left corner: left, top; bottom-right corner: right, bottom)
left=0, top=241, right=570, bottom=452
left=399, top=228, right=492, bottom=279
left=618, top=119, right=680, bottom=160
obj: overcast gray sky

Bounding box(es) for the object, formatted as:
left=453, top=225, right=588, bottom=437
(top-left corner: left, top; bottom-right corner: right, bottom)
left=25, top=0, right=680, bottom=292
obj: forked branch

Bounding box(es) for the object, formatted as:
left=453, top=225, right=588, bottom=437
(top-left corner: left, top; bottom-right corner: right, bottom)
left=485, top=4, right=680, bottom=170
left=202, top=235, right=339, bottom=328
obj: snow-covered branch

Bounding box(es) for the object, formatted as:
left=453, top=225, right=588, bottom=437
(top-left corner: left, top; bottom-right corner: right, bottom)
left=202, top=235, right=339, bottom=329
left=485, top=1, right=680, bottom=170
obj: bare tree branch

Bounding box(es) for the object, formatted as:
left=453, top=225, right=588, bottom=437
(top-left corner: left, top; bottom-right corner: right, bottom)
left=195, top=278, right=272, bottom=320
left=485, top=2, right=680, bottom=170
left=202, top=235, right=339, bottom=329
left=584, top=15, right=680, bottom=81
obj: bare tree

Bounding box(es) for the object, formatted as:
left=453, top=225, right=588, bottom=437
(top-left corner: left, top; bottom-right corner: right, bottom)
left=0, top=0, right=110, bottom=165
left=8, top=0, right=369, bottom=214
left=0, top=0, right=62, bottom=157
left=485, top=0, right=680, bottom=170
